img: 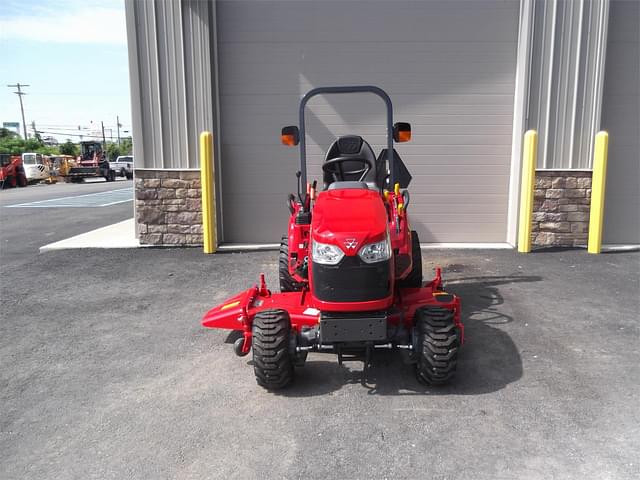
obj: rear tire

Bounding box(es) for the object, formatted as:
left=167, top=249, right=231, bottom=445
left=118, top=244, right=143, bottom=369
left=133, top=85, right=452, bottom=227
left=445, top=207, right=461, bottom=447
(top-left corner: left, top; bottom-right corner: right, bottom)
left=415, top=306, right=459, bottom=385
left=252, top=309, right=294, bottom=390
left=5, top=175, right=16, bottom=188
left=400, top=230, right=422, bottom=288
left=279, top=236, right=303, bottom=292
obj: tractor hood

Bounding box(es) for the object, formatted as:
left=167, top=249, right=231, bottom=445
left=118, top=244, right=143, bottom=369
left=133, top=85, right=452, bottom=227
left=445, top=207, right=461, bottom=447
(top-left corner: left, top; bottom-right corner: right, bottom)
left=311, top=187, right=388, bottom=255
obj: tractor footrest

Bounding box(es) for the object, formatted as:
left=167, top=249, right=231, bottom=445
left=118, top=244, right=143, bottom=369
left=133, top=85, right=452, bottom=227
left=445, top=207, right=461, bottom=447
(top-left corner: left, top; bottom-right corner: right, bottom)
left=319, top=311, right=387, bottom=343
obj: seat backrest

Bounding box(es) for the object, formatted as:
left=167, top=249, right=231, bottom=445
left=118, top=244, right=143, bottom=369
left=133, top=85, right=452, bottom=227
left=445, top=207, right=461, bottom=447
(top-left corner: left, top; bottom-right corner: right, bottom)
left=323, top=135, right=378, bottom=187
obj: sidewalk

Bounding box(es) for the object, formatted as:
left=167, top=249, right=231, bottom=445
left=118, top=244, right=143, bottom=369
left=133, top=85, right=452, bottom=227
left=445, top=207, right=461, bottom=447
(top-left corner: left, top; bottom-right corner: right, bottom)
left=39, top=218, right=140, bottom=252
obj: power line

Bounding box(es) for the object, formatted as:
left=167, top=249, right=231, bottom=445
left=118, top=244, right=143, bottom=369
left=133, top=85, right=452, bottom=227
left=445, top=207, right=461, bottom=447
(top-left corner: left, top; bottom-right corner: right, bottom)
left=7, top=83, right=29, bottom=139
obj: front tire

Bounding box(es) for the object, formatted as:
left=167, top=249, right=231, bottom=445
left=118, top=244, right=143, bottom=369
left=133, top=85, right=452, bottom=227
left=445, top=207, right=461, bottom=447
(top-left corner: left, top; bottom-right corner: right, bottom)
left=415, top=306, right=459, bottom=385
left=252, top=309, right=294, bottom=390
left=279, top=236, right=303, bottom=292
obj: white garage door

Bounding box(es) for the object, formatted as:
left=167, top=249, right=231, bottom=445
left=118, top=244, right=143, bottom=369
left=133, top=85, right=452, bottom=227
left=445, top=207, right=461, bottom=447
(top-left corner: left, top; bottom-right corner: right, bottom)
left=216, top=0, right=519, bottom=243
left=602, top=0, right=640, bottom=245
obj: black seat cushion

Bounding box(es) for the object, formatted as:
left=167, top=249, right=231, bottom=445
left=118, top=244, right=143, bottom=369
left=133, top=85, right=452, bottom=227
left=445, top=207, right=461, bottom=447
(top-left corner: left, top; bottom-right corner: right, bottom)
left=323, top=135, right=378, bottom=187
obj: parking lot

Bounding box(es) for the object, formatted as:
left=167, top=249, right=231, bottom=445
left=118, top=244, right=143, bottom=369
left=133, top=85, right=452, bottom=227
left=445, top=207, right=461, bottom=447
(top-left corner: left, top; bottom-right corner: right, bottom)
left=0, top=189, right=638, bottom=480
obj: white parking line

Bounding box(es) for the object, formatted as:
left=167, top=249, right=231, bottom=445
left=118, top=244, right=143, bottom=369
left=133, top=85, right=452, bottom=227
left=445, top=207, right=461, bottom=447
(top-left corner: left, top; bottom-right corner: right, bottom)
left=5, top=188, right=133, bottom=208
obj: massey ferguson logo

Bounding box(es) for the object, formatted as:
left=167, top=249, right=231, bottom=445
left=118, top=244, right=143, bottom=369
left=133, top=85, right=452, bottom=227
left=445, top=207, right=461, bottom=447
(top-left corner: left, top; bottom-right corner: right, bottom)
left=344, top=238, right=358, bottom=250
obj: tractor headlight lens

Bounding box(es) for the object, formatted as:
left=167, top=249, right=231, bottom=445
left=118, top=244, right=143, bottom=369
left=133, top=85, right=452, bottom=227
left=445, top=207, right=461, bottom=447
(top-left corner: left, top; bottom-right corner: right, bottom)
left=358, top=236, right=391, bottom=264
left=312, top=240, right=345, bottom=265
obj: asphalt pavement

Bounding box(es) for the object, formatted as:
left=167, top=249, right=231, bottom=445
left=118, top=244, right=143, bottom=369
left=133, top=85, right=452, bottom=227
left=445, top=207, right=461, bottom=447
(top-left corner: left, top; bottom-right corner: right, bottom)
left=0, top=182, right=639, bottom=479
left=0, top=179, right=133, bottom=265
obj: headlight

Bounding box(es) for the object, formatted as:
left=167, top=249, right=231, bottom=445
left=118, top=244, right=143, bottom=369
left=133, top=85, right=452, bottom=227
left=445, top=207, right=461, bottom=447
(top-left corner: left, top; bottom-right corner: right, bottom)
left=358, top=235, right=391, bottom=264
left=312, top=240, right=345, bottom=265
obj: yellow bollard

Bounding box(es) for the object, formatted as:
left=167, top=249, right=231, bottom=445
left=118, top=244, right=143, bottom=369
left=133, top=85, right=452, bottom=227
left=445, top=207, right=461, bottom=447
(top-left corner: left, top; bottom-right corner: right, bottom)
left=517, top=130, right=538, bottom=253
left=200, top=131, right=216, bottom=253
left=588, top=131, right=609, bottom=254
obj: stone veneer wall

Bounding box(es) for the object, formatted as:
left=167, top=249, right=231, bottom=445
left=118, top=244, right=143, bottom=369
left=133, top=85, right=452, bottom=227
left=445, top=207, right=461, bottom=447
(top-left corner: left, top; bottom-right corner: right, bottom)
left=532, top=170, right=592, bottom=247
left=135, top=169, right=203, bottom=246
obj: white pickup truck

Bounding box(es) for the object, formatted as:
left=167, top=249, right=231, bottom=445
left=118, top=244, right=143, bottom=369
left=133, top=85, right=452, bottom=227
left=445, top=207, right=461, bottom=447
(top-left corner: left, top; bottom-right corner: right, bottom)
left=109, top=155, right=133, bottom=180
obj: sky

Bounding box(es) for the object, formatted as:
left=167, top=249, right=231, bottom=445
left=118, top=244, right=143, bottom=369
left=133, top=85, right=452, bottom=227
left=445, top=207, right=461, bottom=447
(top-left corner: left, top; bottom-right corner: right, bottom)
left=0, top=0, right=131, bottom=142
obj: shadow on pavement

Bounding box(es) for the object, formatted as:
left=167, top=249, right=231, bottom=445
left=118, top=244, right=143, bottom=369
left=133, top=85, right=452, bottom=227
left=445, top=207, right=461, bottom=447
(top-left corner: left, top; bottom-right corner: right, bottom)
left=277, top=275, right=541, bottom=397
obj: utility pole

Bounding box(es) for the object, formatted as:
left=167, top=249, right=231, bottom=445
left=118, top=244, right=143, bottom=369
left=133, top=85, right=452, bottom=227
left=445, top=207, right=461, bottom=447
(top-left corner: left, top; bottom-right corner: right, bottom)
left=7, top=83, right=29, bottom=139
left=31, top=120, right=37, bottom=140
left=117, top=115, right=122, bottom=146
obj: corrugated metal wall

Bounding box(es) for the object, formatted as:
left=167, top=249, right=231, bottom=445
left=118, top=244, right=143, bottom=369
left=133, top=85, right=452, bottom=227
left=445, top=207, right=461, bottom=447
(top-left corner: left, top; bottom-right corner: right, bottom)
left=125, top=0, right=217, bottom=169
left=527, top=0, right=609, bottom=169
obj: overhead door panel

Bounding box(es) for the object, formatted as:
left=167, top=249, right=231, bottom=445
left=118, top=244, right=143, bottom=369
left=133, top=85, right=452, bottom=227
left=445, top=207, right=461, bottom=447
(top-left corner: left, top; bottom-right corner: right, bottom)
left=217, top=0, right=518, bottom=243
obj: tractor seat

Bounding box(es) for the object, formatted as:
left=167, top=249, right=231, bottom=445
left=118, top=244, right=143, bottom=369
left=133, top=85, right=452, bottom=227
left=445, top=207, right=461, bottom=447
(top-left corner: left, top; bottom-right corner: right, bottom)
left=323, top=135, right=378, bottom=188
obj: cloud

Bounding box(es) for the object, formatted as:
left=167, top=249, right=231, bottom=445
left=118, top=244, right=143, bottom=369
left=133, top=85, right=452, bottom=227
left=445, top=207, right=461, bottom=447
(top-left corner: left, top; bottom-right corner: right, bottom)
left=0, top=2, right=126, bottom=46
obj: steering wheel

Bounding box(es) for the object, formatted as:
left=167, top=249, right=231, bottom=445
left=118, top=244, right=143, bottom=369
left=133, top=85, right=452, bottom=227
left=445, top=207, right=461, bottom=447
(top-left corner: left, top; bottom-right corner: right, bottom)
left=322, top=157, right=372, bottom=183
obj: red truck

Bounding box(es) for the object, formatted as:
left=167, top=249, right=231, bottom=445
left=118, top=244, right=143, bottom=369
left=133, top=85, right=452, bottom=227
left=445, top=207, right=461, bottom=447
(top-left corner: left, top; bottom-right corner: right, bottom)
left=0, top=153, right=28, bottom=188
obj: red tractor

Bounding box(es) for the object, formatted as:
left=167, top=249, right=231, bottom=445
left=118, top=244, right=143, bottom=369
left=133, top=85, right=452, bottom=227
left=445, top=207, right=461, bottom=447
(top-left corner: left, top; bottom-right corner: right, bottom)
left=0, top=153, right=28, bottom=188
left=202, top=86, right=463, bottom=390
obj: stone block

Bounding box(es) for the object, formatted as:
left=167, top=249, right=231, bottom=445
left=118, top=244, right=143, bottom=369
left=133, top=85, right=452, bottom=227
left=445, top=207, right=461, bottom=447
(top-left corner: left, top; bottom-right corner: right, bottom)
left=157, top=188, right=176, bottom=199
left=551, top=177, right=565, bottom=189
left=136, top=189, right=157, bottom=200
left=147, top=224, right=168, bottom=233
left=162, top=178, right=190, bottom=189
left=539, top=221, right=571, bottom=232
left=163, top=233, right=187, bottom=245
left=534, top=189, right=546, bottom=199
left=136, top=207, right=164, bottom=225
left=567, top=211, right=589, bottom=222
left=185, top=198, right=202, bottom=211
left=534, top=232, right=557, bottom=245
left=565, top=177, right=577, bottom=189
left=546, top=189, right=564, bottom=199
left=532, top=212, right=546, bottom=222
left=180, top=171, right=201, bottom=180
left=559, top=204, right=578, bottom=212
left=167, top=224, right=192, bottom=234
left=565, top=189, right=587, bottom=198
left=167, top=211, right=201, bottom=224
left=190, top=224, right=203, bottom=234
left=536, top=177, right=552, bottom=188
left=186, top=234, right=204, bottom=245
left=175, top=188, right=189, bottom=198
left=186, top=188, right=201, bottom=198
left=161, top=199, right=183, bottom=205
left=139, top=233, right=162, bottom=245
left=570, top=223, right=588, bottom=233
left=143, top=178, right=161, bottom=188
left=540, top=199, right=560, bottom=212
left=576, top=204, right=590, bottom=212
left=577, top=177, right=592, bottom=189
left=160, top=204, right=182, bottom=212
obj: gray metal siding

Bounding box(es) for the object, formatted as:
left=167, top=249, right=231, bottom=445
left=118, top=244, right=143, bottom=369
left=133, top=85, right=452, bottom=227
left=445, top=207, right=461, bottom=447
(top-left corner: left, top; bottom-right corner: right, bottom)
left=217, top=0, right=518, bottom=243
left=125, top=0, right=217, bottom=169
left=527, top=0, right=610, bottom=169
left=602, top=0, right=640, bottom=244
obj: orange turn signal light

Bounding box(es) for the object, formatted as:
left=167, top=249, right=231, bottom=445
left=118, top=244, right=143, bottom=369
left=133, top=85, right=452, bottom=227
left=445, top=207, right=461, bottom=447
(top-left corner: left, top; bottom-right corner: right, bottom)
left=281, top=134, right=297, bottom=146
left=397, top=130, right=411, bottom=142
left=281, top=125, right=300, bottom=146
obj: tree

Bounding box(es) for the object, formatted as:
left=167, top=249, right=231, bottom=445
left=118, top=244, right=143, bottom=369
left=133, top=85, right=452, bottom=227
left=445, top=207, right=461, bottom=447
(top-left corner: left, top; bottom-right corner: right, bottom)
left=59, top=140, right=79, bottom=157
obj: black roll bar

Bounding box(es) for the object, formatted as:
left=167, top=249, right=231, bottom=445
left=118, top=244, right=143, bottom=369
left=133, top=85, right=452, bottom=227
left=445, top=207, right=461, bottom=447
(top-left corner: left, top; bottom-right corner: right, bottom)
left=298, top=85, right=395, bottom=189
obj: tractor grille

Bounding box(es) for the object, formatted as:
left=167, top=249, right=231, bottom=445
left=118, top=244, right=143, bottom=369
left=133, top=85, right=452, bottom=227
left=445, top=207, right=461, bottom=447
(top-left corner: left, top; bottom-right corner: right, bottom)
left=312, top=256, right=391, bottom=302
